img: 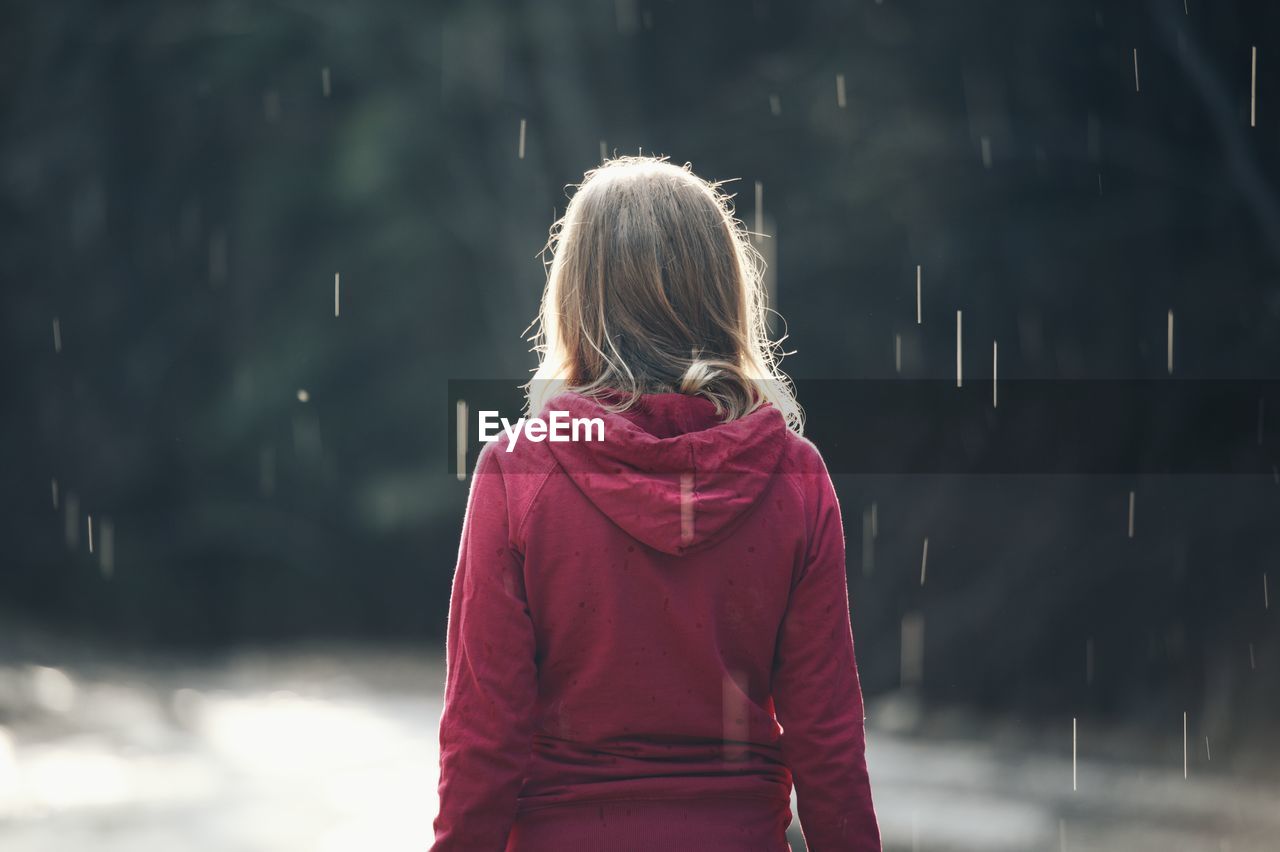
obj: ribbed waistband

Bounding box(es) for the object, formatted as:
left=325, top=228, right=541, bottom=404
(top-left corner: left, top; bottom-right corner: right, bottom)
left=507, top=796, right=793, bottom=852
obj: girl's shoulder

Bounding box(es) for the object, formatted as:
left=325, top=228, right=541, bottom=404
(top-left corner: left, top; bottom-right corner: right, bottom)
left=775, top=427, right=830, bottom=478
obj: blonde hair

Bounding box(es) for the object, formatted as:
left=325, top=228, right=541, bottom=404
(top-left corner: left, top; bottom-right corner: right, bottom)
left=524, top=155, right=803, bottom=433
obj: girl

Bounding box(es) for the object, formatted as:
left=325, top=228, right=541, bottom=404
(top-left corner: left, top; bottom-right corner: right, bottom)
left=431, top=157, right=880, bottom=851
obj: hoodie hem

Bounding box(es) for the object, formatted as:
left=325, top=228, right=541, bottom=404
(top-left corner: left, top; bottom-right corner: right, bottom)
left=509, top=794, right=793, bottom=852
left=515, top=791, right=787, bottom=814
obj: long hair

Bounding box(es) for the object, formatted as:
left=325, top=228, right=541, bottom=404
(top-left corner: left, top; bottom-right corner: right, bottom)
left=524, top=155, right=803, bottom=433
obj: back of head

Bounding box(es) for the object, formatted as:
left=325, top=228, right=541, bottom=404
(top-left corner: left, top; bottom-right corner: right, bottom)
left=526, top=156, right=801, bottom=433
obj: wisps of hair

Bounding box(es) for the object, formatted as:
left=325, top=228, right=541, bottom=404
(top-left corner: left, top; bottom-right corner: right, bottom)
left=523, top=155, right=803, bottom=434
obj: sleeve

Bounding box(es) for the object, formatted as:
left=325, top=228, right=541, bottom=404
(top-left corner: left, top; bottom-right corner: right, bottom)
left=771, top=454, right=882, bottom=852
left=430, top=444, right=538, bottom=851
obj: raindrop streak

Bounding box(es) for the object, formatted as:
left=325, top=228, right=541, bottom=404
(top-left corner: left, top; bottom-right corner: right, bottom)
left=209, top=229, right=227, bottom=286
left=1097, top=173, right=1103, bottom=195
left=919, top=537, right=928, bottom=586
left=615, top=0, right=639, bottom=35
left=518, top=119, right=527, bottom=159
left=51, top=478, right=59, bottom=510
left=456, top=399, right=469, bottom=481
left=260, top=446, right=276, bottom=497
left=1128, top=491, right=1136, bottom=538
left=915, top=265, right=922, bottom=324
left=1251, top=47, right=1258, bottom=127
left=754, top=181, right=763, bottom=237
left=955, top=310, right=963, bottom=388
left=980, top=136, right=992, bottom=169
left=64, top=492, right=79, bottom=549
left=1183, top=711, right=1188, bottom=779
left=769, top=94, right=781, bottom=116
left=1072, top=717, right=1078, bottom=791
left=1133, top=48, right=1141, bottom=92
left=51, top=317, right=62, bottom=353
left=1265, top=572, right=1270, bottom=609
left=836, top=73, right=847, bottom=108
left=87, top=514, right=93, bottom=554
left=894, top=333, right=902, bottom=373
left=263, top=90, right=280, bottom=121
left=100, top=518, right=114, bottom=578
left=1249, top=642, right=1256, bottom=669
left=861, top=508, right=875, bottom=576
left=599, top=140, right=608, bottom=162
left=1205, top=736, right=1211, bottom=761
left=992, top=340, right=998, bottom=408
left=334, top=273, right=340, bottom=317
left=900, top=613, right=924, bottom=686
left=322, top=67, right=331, bottom=98
left=722, top=668, right=749, bottom=763
left=1167, top=309, right=1174, bottom=374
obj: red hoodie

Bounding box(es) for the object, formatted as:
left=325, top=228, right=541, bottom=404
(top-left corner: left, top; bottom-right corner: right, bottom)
left=431, top=391, right=880, bottom=851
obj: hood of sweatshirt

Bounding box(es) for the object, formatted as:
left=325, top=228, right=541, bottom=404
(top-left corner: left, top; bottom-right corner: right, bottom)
left=539, top=391, right=790, bottom=556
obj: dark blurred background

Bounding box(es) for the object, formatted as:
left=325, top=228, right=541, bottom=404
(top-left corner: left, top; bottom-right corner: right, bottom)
left=3, top=1, right=1280, bottom=849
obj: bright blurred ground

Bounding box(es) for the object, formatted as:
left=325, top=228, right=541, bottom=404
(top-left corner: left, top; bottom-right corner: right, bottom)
left=0, top=646, right=1277, bottom=852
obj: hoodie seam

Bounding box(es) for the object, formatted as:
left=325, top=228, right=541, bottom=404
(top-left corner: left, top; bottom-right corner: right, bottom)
left=780, top=443, right=820, bottom=589
left=780, top=473, right=810, bottom=590
left=512, top=460, right=557, bottom=548
left=683, top=443, right=698, bottom=550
